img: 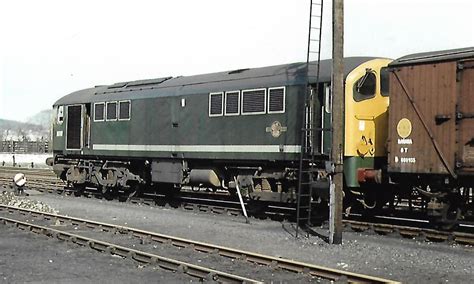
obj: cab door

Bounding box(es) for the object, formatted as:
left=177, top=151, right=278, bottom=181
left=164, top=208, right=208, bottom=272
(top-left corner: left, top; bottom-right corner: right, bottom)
left=321, top=84, right=332, bottom=155
left=66, top=105, right=84, bottom=150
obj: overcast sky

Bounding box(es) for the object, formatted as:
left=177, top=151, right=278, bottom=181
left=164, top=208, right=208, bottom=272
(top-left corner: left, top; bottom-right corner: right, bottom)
left=0, top=0, right=473, bottom=121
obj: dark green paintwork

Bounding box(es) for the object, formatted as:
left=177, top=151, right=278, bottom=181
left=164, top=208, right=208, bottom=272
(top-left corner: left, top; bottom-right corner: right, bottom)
left=54, top=85, right=311, bottom=162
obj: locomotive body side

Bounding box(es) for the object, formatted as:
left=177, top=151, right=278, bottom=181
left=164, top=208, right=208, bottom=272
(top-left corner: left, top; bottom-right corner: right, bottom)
left=90, top=85, right=304, bottom=161
left=53, top=87, right=304, bottom=162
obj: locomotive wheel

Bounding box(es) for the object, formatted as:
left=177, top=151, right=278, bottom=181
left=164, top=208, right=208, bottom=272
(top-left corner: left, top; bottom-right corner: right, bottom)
left=310, top=202, right=329, bottom=226
left=247, top=199, right=268, bottom=219
left=159, top=184, right=181, bottom=208
left=101, top=186, right=116, bottom=200
left=73, top=184, right=85, bottom=197
left=344, top=188, right=378, bottom=215
left=126, top=183, right=142, bottom=201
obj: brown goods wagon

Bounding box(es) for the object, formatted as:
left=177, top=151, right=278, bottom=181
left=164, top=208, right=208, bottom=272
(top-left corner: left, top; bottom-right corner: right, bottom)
left=387, top=47, right=474, bottom=178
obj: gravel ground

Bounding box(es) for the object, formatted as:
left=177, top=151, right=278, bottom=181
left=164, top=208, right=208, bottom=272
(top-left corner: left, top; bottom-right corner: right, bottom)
left=4, top=193, right=474, bottom=283
left=3, top=213, right=319, bottom=283
left=0, top=191, right=57, bottom=213
left=0, top=224, right=193, bottom=283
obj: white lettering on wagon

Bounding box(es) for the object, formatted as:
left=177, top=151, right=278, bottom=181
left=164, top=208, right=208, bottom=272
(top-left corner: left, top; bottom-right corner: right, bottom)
left=397, top=138, right=413, bottom=145
left=400, top=157, right=416, bottom=163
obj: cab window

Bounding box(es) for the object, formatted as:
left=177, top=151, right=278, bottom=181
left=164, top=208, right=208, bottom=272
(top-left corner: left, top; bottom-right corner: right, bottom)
left=57, top=106, right=64, bottom=124
left=353, top=71, right=376, bottom=102
left=380, top=67, right=390, bottom=97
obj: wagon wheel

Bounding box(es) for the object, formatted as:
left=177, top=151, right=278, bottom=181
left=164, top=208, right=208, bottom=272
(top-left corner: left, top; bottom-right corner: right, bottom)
left=428, top=188, right=463, bottom=230
left=430, top=203, right=461, bottom=231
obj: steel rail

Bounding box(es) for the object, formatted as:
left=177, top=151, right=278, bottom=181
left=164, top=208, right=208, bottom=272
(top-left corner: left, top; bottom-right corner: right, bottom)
left=0, top=205, right=397, bottom=283
left=1, top=174, right=473, bottom=245
left=2, top=175, right=473, bottom=246
left=0, top=215, right=262, bottom=284
left=0, top=168, right=56, bottom=178
left=344, top=219, right=474, bottom=245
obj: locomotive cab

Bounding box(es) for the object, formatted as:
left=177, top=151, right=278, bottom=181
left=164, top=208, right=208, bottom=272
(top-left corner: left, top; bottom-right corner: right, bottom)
left=51, top=104, right=87, bottom=178
left=343, top=58, right=392, bottom=210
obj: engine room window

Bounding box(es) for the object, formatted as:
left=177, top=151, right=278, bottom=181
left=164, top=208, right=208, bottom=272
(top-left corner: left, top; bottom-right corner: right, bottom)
left=57, top=105, right=64, bottom=124
left=268, top=87, right=285, bottom=113
left=106, top=102, right=117, bottom=121
left=94, top=103, right=105, bottom=121
left=119, top=100, right=131, bottom=120
left=380, top=67, right=390, bottom=97
left=242, top=88, right=266, bottom=115
left=209, top=92, right=223, bottom=117
left=353, top=71, right=376, bottom=102
left=225, top=91, right=240, bottom=116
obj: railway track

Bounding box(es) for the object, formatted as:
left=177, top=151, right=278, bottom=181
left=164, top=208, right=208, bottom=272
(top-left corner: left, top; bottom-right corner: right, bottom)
left=344, top=219, right=474, bottom=245
left=1, top=167, right=474, bottom=246
left=0, top=204, right=396, bottom=283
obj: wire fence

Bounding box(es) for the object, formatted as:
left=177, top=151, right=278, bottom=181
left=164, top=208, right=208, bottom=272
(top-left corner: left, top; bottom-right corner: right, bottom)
left=1, top=140, right=49, bottom=154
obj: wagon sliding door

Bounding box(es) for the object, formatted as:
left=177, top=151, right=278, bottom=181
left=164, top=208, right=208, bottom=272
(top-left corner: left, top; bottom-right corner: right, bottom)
left=66, top=105, right=83, bottom=150
left=457, top=60, right=474, bottom=170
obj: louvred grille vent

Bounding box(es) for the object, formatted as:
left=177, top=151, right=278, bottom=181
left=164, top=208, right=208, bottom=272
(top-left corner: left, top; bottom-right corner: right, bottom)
left=268, top=87, right=284, bottom=113
left=225, top=92, right=239, bottom=114
left=242, top=89, right=265, bottom=114
left=209, top=93, right=223, bottom=115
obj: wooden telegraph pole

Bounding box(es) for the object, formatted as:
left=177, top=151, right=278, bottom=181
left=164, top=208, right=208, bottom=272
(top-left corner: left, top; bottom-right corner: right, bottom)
left=329, top=0, right=344, bottom=245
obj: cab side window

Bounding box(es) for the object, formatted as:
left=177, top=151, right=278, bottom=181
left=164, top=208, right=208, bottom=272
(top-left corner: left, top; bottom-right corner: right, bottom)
left=353, top=71, right=376, bottom=102
left=380, top=67, right=390, bottom=97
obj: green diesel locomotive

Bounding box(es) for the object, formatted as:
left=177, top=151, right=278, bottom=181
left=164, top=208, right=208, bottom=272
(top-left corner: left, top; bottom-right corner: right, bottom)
left=51, top=57, right=389, bottom=205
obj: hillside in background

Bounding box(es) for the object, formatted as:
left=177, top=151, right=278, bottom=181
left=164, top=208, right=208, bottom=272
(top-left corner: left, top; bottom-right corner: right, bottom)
left=0, top=110, right=52, bottom=141
left=26, top=109, right=53, bottom=128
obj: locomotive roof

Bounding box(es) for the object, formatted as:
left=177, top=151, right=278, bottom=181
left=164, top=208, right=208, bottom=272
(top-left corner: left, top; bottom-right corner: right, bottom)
left=54, top=57, right=376, bottom=106
left=389, top=47, right=474, bottom=67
